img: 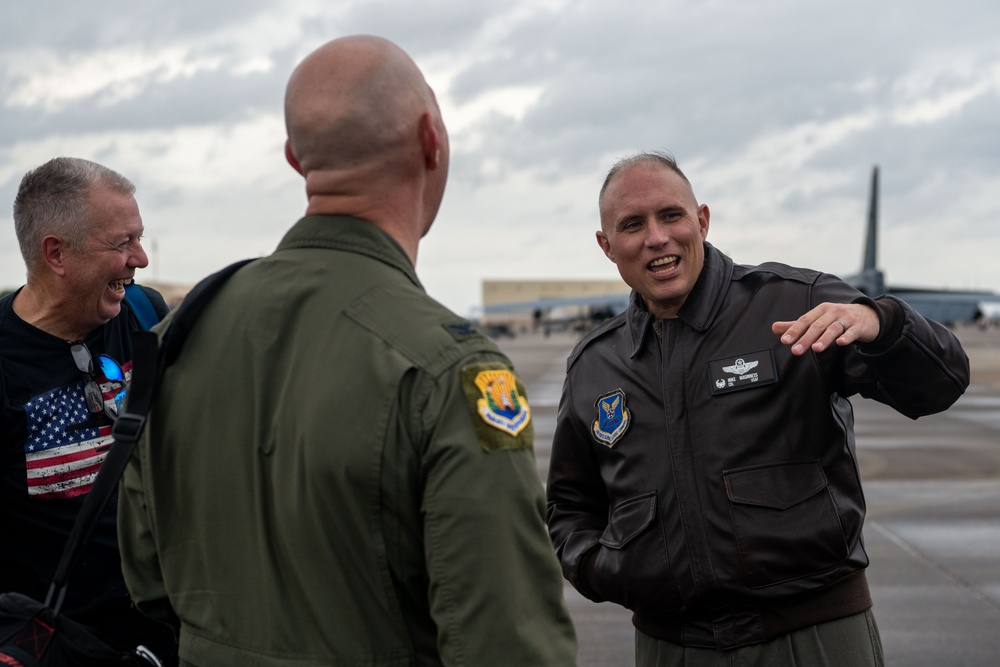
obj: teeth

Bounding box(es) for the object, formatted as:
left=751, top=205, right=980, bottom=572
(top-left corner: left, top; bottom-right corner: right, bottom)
left=649, top=257, right=678, bottom=269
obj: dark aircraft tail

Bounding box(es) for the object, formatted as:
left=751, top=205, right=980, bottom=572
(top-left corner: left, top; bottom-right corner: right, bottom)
left=852, top=165, right=886, bottom=296
left=863, top=166, right=879, bottom=274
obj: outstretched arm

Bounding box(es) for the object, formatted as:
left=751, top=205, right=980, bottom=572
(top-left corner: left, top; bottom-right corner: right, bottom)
left=775, top=287, right=969, bottom=417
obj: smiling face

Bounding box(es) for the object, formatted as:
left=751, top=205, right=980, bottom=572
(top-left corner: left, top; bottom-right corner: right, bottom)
left=597, top=161, right=710, bottom=320
left=62, top=185, right=149, bottom=332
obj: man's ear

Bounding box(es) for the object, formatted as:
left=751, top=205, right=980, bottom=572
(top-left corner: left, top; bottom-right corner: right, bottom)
left=596, top=230, right=615, bottom=263
left=41, top=236, right=68, bottom=277
left=285, top=140, right=303, bottom=175
left=419, top=113, right=440, bottom=170
left=698, top=203, right=710, bottom=240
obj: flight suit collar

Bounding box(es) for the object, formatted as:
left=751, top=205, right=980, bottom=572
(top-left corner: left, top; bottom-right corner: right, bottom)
left=277, top=215, right=423, bottom=290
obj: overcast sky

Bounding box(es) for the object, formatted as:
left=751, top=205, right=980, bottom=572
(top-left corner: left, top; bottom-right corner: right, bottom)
left=2, top=0, right=999, bottom=317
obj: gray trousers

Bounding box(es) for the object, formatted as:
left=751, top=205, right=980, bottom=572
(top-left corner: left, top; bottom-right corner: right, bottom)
left=635, top=610, right=885, bottom=667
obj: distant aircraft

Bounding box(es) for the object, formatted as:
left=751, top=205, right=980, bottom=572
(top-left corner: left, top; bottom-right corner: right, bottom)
left=845, top=166, right=1000, bottom=326
left=480, top=292, right=630, bottom=336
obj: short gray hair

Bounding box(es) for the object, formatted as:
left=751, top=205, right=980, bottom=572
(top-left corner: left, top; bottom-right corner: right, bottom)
left=13, top=157, right=135, bottom=272
left=598, top=150, right=690, bottom=206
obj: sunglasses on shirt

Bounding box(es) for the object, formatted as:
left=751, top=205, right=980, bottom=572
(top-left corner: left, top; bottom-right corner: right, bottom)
left=70, top=343, right=127, bottom=421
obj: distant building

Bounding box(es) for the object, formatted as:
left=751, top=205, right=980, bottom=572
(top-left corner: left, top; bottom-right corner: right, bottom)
left=481, top=278, right=631, bottom=333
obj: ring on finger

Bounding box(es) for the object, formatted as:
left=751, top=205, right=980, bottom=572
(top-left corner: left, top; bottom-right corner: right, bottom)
left=834, top=319, right=847, bottom=334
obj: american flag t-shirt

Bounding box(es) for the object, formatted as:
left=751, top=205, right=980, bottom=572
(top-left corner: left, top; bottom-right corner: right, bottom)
left=23, top=382, right=113, bottom=500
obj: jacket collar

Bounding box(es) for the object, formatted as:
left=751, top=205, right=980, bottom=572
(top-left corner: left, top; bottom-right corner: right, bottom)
left=277, top=215, right=423, bottom=290
left=626, top=242, right=734, bottom=357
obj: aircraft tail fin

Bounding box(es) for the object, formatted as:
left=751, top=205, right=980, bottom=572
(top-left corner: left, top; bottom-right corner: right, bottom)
left=849, top=164, right=886, bottom=296
left=863, top=165, right=879, bottom=273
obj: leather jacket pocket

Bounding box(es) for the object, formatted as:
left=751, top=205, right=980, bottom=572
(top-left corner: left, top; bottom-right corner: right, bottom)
left=595, top=492, right=681, bottom=614
left=724, top=460, right=849, bottom=588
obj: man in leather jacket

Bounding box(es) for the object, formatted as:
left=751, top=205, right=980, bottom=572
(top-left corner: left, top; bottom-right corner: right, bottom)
left=546, top=151, right=970, bottom=666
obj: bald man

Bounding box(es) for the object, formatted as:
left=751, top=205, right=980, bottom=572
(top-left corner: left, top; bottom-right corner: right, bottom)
left=118, top=36, right=578, bottom=666
left=546, top=152, right=969, bottom=666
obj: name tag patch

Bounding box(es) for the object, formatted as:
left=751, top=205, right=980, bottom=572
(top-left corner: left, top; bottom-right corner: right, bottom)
left=708, top=349, right=778, bottom=395
left=443, top=321, right=483, bottom=340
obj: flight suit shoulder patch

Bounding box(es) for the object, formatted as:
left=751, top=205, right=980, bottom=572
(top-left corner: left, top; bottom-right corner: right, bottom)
left=460, top=363, right=533, bottom=452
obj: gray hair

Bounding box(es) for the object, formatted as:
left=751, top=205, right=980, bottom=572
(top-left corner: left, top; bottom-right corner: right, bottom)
left=13, top=157, right=135, bottom=272
left=598, top=150, right=690, bottom=206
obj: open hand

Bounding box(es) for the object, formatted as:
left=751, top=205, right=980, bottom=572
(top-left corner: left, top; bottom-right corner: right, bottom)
left=772, top=303, right=880, bottom=356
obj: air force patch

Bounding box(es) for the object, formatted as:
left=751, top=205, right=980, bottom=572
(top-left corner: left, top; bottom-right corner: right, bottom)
left=473, top=368, right=530, bottom=436
left=592, top=389, right=630, bottom=447
left=461, top=364, right=533, bottom=452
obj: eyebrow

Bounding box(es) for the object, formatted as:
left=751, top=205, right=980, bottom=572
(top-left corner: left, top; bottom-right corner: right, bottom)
left=657, top=205, right=686, bottom=218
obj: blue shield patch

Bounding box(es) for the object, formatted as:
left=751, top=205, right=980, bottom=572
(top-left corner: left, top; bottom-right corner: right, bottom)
left=592, top=389, right=630, bottom=447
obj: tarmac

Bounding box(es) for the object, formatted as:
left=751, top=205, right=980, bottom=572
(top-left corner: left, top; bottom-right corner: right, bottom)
left=496, top=324, right=1000, bottom=667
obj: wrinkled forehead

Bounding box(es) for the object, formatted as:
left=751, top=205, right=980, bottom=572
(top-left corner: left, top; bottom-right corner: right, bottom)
left=85, top=187, right=142, bottom=231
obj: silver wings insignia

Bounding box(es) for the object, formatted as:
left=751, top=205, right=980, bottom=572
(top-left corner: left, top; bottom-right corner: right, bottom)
left=722, top=358, right=759, bottom=375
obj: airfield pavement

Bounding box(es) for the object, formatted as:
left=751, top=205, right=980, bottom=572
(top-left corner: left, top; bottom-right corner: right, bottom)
left=496, top=324, right=1000, bottom=667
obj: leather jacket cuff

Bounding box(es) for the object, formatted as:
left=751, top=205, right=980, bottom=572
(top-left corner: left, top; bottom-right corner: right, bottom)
left=580, top=547, right=601, bottom=599
left=852, top=295, right=904, bottom=354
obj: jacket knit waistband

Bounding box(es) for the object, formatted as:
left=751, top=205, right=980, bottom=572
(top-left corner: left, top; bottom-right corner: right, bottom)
left=632, top=570, right=873, bottom=650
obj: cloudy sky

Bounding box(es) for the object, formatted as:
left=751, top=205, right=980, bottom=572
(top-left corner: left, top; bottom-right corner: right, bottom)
left=2, top=0, right=998, bottom=317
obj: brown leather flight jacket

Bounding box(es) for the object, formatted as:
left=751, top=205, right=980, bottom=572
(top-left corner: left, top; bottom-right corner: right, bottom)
left=546, top=243, right=970, bottom=650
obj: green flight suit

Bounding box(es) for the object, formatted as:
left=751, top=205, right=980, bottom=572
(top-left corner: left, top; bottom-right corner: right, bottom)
left=118, top=215, right=578, bottom=666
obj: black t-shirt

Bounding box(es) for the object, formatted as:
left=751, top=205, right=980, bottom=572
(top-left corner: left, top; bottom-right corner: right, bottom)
left=0, top=286, right=175, bottom=658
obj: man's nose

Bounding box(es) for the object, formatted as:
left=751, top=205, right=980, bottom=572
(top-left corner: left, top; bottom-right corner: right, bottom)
left=644, top=220, right=670, bottom=247
left=130, top=241, right=150, bottom=269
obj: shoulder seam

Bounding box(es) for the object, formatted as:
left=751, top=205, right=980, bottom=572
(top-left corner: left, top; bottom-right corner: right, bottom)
left=567, top=315, right=626, bottom=370
left=734, top=261, right=823, bottom=285
left=344, top=286, right=504, bottom=377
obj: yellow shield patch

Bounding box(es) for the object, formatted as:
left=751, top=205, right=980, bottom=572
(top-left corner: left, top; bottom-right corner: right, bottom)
left=461, top=364, right=533, bottom=451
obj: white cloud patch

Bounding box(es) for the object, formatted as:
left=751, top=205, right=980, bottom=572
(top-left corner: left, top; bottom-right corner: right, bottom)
left=446, top=85, right=545, bottom=133
left=4, top=47, right=225, bottom=111
left=111, top=113, right=289, bottom=193
left=890, top=47, right=1000, bottom=125
left=0, top=112, right=287, bottom=192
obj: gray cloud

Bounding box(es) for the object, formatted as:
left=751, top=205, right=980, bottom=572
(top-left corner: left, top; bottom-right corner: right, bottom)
left=0, top=0, right=276, bottom=50
left=2, top=0, right=999, bottom=314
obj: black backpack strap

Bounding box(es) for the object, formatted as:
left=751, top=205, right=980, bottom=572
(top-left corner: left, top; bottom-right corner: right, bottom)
left=45, top=258, right=257, bottom=613
left=156, top=259, right=256, bottom=368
